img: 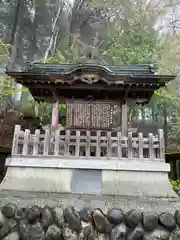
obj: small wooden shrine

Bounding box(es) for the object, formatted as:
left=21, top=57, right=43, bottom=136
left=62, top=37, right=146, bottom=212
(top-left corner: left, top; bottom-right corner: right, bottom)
left=7, top=62, right=175, bottom=133
left=6, top=63, right=175, bottom=158
left=1, top=62, right=177, bottom=197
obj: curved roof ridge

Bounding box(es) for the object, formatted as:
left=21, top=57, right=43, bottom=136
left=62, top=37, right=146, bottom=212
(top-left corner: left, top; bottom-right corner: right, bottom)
left=25, top=62, right=156, bottom=76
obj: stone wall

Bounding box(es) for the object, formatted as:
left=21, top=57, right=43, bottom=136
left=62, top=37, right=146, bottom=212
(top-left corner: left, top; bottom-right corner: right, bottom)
left=0, top=204, right=180, bottom=239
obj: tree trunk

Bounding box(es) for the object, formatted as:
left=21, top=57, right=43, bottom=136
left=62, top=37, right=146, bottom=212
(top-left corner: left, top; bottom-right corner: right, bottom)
left=8, top=0, right=25, bottom=71
left=21, top=1, right=38, bottom=111
left=8, top=0, right=21, bottom=55
left=44, top=0, right=64, bottom=61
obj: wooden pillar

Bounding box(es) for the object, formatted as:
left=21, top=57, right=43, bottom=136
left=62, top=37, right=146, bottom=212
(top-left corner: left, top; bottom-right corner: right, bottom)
left=121, top=102, right=128, bottom=136
left=51, top=101, right=59, bottom=131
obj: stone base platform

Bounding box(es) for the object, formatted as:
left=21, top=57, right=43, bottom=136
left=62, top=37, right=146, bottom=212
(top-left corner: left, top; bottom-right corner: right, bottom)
left=0, top=156, right=178, bottom=198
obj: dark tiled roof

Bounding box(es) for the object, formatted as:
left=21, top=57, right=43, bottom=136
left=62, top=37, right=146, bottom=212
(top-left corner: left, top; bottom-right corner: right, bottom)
left=5, top=62, right=176, bottom=103
left=25, top=62, right=156, bottom=76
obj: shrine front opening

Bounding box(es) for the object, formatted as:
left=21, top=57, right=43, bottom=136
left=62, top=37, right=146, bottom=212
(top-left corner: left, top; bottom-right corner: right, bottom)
left=0, top=62, right=178, bottom=197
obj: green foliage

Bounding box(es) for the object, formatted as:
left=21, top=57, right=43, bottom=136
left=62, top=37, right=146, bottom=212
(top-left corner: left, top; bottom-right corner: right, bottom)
left=170, top=179, right=180, bottom=191
left=0, top=41, right=9, bottom=62
left=20, top=100, right=66, bottom=123
left=44, top=21, right=159, bottom=65
left=101, top=25, right=158, bottom=64
left=2, top=0, right=180, bottom=144
left=0, top=75, right=29, bottom=96
left=42, top=51, right=66, bottom=64
left=41, top=0, right=180, bottom=136
left=168, top=117, right=180, bottom=151
left=42, top=37, right=88, bottom=64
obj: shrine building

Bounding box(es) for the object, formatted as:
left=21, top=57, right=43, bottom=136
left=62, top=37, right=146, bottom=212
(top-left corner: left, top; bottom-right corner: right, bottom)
left=0, top=62, right=177, bottom=197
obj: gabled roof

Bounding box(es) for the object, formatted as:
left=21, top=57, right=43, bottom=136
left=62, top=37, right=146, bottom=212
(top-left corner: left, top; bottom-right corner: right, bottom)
left=7, top=62, right=176, bottom=84
left=6, top=62, right=176, bottom=103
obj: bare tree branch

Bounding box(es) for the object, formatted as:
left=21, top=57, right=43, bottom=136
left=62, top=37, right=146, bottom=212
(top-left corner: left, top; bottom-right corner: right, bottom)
left=44, top=0, right=64, bottom=61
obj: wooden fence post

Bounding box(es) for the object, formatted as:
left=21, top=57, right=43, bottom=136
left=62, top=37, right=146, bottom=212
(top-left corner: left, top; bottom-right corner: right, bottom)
left=22, top=129, right=30, bottom=155
left=158, top=129, right=165, bottom=160
left=54, top=129, right=60, bottom=156
left=33, top=129, right=40, bottom=155
left=138, top=132, right=143, bottom=159
left=75, top=130, right=80, bottom=157
left=148, top=133, right=154, bottom=160
left=43, top=129, right=50, bottom=156
left=128, top=132, right=133, bottom=158
left=86, top=130, right=91, bottom=157
left=64, top=130, right=70, bottom=156
left=117, top=132, right=122, bottom=158
left=96, top=131, right=101, bottom=157
left=107, top=131, right=112, bottom=158
left=11, top=125, right=21, bottom=155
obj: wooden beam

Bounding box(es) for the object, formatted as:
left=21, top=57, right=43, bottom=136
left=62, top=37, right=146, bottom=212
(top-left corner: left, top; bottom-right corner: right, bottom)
left=22, top=82, right=162, bottom=90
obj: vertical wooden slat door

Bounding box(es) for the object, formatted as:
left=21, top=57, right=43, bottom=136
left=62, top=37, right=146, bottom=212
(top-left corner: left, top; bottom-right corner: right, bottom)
left=66, top=100, right=121, bottom=130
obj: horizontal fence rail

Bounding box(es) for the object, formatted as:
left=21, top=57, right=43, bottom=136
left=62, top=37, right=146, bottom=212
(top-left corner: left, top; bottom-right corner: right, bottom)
left=11, top=125, right=165, bottom=160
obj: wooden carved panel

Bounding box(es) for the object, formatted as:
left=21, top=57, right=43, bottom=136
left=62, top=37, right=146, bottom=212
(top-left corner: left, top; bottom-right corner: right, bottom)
left=66, top=100, right=121, bottom=129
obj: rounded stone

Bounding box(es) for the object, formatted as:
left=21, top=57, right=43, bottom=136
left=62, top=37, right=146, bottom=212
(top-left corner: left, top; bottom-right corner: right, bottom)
left=125, top=210, right=143, bottom=228
left=63, top=227, right=78, bottom=240
left=0, top=210, right=6, bottom=227
left=2, top=203, right=17, bottom=218
left=0, top=219, right=17, bottom=238
left=110, top=223, right=127, bottom=240
left=81, top=224, right=92, bottom=239
left=27, top=205, right=42, bottom=224
left=15, top=207, right=28, bottom=220
left=107, top=208, right=124, bottom=225
left=92, top=209, right=112, bottom=234
left=7, top=219, right=17, bottom=230
left=79, top=207, right=92, bottom=222
left=53, top=207, right=64, bottom=227
left=170, top=229, right=180, bottom=240
left=45, top=224, right=62, bottom=240
left=28, top=222, right=44, bottom=240
left=128, top=225, right=144, bottom=240
left=85, top=230, right=94, bottom=240
left=0, top=224, right=10, bottom=239
left=2, top=232, right=20, bottom=240
left=175, top=210, right=180, bottom=228
left=41, top=206, right=53, bottom=229
left=143, top=212, right=159, bottom=231
left=159, top=212, right=176, bottom=231
left=144, top=227, right=170, bottom=240
left=19, top=219, right=30, bottom=240
left=64, top=207, right=81, bottom=233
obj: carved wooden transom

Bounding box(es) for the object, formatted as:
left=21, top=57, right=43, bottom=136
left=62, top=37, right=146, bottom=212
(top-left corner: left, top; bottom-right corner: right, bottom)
left=74, top=73, right=100, bottom=84
left=80, top=73, right=99, bottom=84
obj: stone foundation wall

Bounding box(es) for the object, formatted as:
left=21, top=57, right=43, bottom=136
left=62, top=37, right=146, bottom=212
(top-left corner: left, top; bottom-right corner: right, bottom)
left=2, top=157, right=177, bottom=197
left=0, top=203, right=180, bottom=239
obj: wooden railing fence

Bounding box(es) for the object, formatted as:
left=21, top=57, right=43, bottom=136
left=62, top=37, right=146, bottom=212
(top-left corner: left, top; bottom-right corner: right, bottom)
left=11, top=125, right=165, bottom=160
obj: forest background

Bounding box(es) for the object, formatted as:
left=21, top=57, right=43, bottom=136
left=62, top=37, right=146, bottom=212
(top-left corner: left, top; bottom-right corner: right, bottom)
left=1, top=0, right=180, bottom=152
